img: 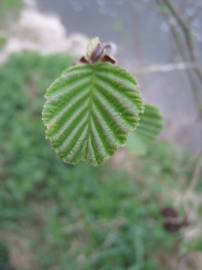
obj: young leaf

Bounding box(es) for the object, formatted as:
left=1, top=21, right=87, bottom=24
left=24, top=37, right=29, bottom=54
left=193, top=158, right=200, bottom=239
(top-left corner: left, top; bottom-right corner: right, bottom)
left=86, top=36, right=100, bottom=61
left=127, top=104, right=163, bottom=155
left=42, top=63, right=144, bottom=165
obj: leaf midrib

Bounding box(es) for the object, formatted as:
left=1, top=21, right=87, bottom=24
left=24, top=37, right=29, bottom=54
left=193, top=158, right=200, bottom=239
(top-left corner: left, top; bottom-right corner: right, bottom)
left=85, top=65, right=98, bottom=163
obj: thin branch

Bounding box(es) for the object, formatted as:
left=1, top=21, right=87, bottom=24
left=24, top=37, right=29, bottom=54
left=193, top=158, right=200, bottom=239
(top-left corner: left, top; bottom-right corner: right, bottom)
left=162, top=0, right=202, bottom=79
left=186, top=153, right=202, bottom=194
left=134, top=62, right=201, bottom=75
left=158, top=0, right=202, bottom=118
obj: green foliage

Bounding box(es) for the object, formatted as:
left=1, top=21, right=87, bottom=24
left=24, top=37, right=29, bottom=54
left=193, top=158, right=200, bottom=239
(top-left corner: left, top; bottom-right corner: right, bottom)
left=127, top=104, right=163, bottom=155
left=0, top=52, right=73, bottom=204
left=186, top=239, right=202, bottom=252
left=37, top=169, right=178, bottom=270
left=43, top=62, right=144, bottom=165
left=0, top=0, right=22, bottom=14
left=0, top=242, right=13, bottom=270
left=0, top=0, right=23, bottom=27
left=0, top=52, right=192, bottom=270
left=0, top=36, right=7, bottom=49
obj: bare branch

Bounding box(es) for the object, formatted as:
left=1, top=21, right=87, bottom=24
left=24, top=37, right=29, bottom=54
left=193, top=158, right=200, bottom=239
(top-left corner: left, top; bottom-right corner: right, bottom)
left=158, top=0, right=202, bottom=118
left=162, top=0, right=197, bottom=62
left=134, top=62, right=201, bottom=75
left=186, top=152, right=202, bottom=194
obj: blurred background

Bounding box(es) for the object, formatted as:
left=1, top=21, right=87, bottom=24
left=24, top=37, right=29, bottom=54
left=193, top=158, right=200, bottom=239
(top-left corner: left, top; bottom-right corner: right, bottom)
left=0, top=0, right=202, bottom=269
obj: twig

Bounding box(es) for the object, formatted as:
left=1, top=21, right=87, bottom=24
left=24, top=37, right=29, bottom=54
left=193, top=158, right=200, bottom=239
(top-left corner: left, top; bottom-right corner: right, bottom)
left=186, top=153, right=202, bottom=194
left=158, top=0, right=202, bottom=118
left=162, top=0, right=202, bottom=79
left=134, top=62, right=201, bottom=75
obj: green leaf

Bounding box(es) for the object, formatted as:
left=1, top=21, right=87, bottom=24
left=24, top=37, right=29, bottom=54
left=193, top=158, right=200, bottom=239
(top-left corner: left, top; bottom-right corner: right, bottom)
left=127, top=104, right=163, bottom=155
left=42, top=63, right=144, bottom=165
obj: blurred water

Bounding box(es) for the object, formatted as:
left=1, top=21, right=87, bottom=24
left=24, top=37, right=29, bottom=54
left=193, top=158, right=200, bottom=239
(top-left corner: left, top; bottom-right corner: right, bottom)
left=36, top=0, right=202, bottom=153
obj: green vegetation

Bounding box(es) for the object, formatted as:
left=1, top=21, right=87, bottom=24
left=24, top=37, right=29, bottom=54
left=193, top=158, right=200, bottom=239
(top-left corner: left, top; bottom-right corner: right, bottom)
left=0, top=0, right=23, bottom=51
left=0, top=52, right=197, bottom=269
left=0, top=0, right=23, bottom=27
left=0, top=36, right=7, bottom=49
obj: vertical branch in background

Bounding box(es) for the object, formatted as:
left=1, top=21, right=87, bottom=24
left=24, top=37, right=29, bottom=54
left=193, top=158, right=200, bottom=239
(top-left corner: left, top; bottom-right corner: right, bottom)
left=158, top=5, right=202, bottom=265
left=162, top=0, right=202, bottom=78
left=158, top=0, right=202, bottom=119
